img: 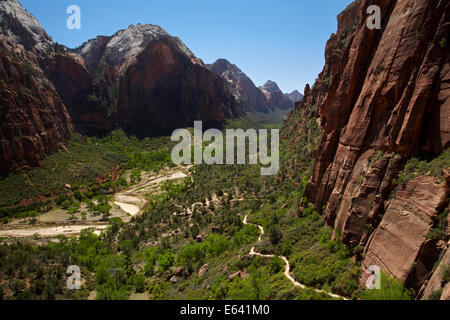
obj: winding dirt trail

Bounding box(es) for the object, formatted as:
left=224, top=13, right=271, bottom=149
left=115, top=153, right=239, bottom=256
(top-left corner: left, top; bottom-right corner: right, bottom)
left=243, top=214, right=348, bottom=300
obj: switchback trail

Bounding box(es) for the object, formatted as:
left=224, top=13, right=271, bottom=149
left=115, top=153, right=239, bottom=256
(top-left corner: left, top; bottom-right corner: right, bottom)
left=243, top=215, right=348, bottom=300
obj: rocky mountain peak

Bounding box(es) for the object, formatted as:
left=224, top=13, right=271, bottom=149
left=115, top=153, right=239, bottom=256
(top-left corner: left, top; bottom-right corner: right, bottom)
left=286, top=90, right=304, bottom=103
left=79, top=23, right=203, bottom=76
left=207, top=58, right=272, bottom=113
left=207, top=58, right=245, bottom=78
left=259, top=80, right=293, bottom=110
left=261, top=80, right=281, bottom=93
left=0, top=0, right=53, bottom=63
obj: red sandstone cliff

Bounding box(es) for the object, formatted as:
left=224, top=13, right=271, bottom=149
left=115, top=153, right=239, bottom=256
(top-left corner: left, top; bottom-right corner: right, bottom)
left=0, top=41, right=72, bottom=173
left=46, top=52, right=115, bottom=135
left=0, top=0, right=72, bottom=173
left=115, top=35, right=239, bottom=138
left=284, top=0, right=449, bottom=297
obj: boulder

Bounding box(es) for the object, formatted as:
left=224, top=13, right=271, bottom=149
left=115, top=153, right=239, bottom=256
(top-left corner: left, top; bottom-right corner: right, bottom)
left=198, top=264, right=209, bottom=278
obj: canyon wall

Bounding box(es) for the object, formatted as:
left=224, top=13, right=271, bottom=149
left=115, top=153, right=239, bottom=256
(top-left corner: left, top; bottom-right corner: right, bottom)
left=285, top=0, right=449, bottom=297
left=0, top=0, right=72, bottom=173
left=0, top=41, right=72, bottom=173
left=116, top=36, right=239, bottom=138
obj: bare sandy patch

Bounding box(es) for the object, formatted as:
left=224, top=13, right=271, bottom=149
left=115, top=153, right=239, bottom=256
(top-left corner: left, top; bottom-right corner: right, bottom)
left=114, top=201, right=140, bottom=217
left=0, top=225, right=108, bottom=238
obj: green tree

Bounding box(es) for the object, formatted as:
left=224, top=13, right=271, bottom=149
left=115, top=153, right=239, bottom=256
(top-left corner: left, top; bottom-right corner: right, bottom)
left=157, top=250, right=174, bottom=272
left=268, top=225, right=282, bottom=245
left=133, top=274, right=146, bottom=293
left=269, top=256, right=284, bottom=274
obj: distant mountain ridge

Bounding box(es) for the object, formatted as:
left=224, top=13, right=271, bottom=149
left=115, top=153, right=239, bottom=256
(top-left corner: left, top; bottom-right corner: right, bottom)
left=286, top=90, right=304, bottom=103
left=208, top=59, right=301, bottom=113
left=207, top=59, right=272, bottom=113
left=64, top=23, right=240, bottom=138
left=259, top=80, right=295, bottom=110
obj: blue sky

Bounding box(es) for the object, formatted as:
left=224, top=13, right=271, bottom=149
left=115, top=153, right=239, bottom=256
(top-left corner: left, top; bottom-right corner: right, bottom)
left=20, top=0, right=354, bottom=93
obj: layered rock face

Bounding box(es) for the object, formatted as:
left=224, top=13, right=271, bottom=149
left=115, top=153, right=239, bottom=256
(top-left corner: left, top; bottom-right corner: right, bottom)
left=0, top=0, right=72, bottom=173
left=285, top=0, right=449, bottom=294
left=421, top=247, right=450, bottom=299
left=361, top=176, right=448, bottom=290
left=207, top=59, right=272, bottom=113
left=75, top=36, right=111, bottom=75
left=0, top=43, right=72, bottom=172
left=260, top=80, right=294, bottom=110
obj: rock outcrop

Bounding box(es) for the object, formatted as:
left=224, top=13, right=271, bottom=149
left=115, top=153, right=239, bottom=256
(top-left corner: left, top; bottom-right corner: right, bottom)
left=260, top=80, right=293, bottom=110
left=207, top=58, right=272, bottom=113
left=0, top=0, right=53, bottom=67
left=284, top=0, right=449, bottom=292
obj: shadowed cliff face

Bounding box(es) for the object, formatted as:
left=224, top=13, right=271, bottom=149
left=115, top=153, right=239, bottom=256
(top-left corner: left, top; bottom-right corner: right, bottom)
left=0, top=0, right=72, bottom=173
left=284, top=0, right=449, bottom=294
left=118, top=38, right=239, bottom=138
left=0, top=0, right=53, bottom=67
left=0, top=42, right=72, bottom=173
left=46, top=53, right=115, bottom=136
left=286, top=90, right=304, bottom=103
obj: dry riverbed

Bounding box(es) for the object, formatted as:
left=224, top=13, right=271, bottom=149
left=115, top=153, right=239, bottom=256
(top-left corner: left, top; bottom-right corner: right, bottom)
left=0, top=166, right=191, bottom=239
